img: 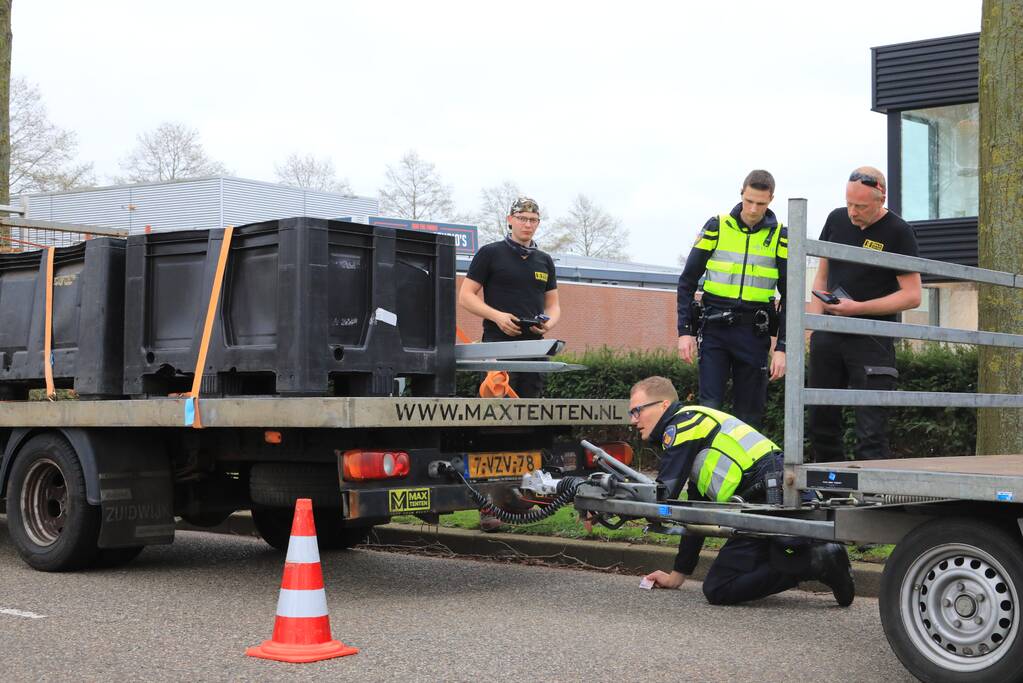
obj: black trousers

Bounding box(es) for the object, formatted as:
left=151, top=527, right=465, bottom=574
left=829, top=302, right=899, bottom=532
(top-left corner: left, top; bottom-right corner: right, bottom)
left=698, top=320, right=770, bottom=429
left=808, top=331, right=898, bottom=462
left=700, top=453, right=811, bottom=605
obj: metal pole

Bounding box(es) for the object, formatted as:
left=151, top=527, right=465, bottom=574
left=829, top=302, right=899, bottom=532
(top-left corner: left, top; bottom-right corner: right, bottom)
left=783, top=198, right=808, bottom=507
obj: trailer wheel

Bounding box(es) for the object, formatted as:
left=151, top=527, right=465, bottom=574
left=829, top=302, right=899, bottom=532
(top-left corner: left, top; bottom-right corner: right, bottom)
left=251, top=505, right=370, bottom=552
left=880, top=518, right=1023, bottom=683
left=6, top=434, right=101, bottom=572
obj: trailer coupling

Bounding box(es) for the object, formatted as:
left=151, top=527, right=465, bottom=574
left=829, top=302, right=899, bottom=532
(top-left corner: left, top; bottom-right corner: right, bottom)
left=431, top=440, right=666, bottom=529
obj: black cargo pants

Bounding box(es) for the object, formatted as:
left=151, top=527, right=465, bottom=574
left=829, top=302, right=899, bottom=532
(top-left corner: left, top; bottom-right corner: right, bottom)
left=697, top=316, right=771, bottom=429
left=700, top=453, right=813, bottom=605
left=807, top=331, right=898, bottom=461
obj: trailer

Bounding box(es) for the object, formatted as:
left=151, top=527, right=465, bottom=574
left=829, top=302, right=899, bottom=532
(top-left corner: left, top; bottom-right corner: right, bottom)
left=571, top=199, right=1023, bottom=683
left=0, top=215, right=629, bottom=573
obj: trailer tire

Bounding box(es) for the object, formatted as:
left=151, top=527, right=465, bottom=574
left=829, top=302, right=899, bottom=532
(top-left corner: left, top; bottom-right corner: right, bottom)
left=251, top=505, right=371, bottom=552
left=249, top=463, right=341, bottom=508
left=880, top=517, right=1023, bottom=683
left=6, top=434, right=101, bottom=572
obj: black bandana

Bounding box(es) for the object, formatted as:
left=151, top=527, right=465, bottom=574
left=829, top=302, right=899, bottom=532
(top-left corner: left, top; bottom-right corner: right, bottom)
left=504, top=235, right=538, bottom=259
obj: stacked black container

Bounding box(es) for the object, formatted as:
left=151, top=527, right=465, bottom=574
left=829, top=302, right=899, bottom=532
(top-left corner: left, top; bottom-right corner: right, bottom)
left=0, top=238, right=126, bottom=399
left=123, top=217, right=456, bottom=397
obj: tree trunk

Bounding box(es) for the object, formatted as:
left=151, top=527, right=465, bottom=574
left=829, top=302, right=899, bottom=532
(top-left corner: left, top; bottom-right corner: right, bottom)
left=977, top=0, right=1023, bottom=455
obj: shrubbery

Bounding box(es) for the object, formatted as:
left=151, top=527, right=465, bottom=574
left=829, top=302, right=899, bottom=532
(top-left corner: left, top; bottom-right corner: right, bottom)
left=458, top=343, right=978, bottom=462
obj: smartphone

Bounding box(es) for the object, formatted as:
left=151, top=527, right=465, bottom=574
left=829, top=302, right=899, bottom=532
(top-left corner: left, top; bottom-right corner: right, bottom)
left=812, top=290, right=840, bottom=305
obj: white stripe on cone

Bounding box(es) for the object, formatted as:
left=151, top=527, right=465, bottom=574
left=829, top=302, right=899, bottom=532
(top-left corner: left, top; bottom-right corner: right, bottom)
left=285, top=535, right=321, bottom=564
left=276, top=588, right=329, bottom=618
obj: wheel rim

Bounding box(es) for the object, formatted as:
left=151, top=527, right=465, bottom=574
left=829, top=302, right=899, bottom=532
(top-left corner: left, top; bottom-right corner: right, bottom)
left=900, top=542, right=1019, bottom=672
left=19, top=458, right=68, bottom=547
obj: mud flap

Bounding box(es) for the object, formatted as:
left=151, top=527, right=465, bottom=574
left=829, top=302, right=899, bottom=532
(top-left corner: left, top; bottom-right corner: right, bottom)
left=76, top=430, right=175, bottom=549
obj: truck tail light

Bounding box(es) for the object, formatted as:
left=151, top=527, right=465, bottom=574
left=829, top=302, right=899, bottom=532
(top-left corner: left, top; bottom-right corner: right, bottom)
left=342, top=450, right=411, bottom=481
left=585, top=441, right=634, bottom=468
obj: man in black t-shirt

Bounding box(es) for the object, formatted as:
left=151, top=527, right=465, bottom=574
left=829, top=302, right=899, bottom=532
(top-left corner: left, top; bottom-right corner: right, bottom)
left=808, top=166, right=921, bottom=461
left=458, top=196, right=561, bottom=399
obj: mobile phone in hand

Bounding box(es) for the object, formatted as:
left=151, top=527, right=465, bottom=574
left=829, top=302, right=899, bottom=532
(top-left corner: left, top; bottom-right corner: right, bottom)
left=812, top=290, right=840, bottom=305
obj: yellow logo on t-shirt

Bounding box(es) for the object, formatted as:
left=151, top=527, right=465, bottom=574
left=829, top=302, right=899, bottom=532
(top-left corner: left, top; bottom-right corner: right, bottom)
left=534, top=271, right=548, bottom=283
left=863, top=239, right=884, bottom=251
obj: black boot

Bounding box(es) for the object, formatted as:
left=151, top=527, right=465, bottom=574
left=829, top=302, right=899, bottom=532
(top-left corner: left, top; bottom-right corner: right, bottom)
left=809, top=543, right=855, bottom=607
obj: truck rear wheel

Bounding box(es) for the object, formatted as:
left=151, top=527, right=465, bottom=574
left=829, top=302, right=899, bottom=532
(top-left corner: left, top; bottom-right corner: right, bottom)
left=249, top=463, right=341, bottom=508
left=7, top=434, right=101, bottom=572
left=880, top=518, right=1023, bottom=682
left=251, top=505, right=370, bottom=552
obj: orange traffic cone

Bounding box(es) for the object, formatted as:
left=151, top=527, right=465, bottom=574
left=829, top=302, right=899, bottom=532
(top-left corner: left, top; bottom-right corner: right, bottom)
left=246, top=499, right=359, bottom=663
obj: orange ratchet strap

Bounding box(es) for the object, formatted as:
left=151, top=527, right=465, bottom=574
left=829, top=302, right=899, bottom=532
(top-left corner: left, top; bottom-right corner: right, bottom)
left=43, top=247, right=56, bottom=400
left=184, top=226, right=234, bottom=429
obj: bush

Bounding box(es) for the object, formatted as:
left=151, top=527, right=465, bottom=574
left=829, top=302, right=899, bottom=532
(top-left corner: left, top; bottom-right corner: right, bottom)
left=458, top=343, right=978, bottom=461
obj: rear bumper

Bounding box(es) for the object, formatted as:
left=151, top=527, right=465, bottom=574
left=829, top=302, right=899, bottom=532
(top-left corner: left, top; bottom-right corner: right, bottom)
left=343, top=481, right=521, bottom=520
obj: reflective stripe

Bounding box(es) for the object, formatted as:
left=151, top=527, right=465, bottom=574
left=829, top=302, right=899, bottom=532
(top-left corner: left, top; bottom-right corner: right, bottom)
left=276, top=588, right=329, bottom=619
left=286, top=535, right=321, bottom=565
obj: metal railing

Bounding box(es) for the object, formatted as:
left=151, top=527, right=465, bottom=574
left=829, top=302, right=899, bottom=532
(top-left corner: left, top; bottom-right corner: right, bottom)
left=782, top=198, right=1023, bottom=506
left=0, top=198, right=128, bottom=253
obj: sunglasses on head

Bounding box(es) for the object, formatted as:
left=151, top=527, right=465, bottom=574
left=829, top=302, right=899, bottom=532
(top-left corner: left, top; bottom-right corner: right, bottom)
left=849, top=171, right=881, bottom=189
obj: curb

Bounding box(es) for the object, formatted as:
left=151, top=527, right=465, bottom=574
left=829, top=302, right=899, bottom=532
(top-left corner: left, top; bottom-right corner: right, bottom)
left=178, top=514, right=885, bottom=599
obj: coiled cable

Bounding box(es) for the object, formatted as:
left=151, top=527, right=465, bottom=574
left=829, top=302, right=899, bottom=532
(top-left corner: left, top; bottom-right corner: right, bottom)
left=447, top=464, right=586, bottom=525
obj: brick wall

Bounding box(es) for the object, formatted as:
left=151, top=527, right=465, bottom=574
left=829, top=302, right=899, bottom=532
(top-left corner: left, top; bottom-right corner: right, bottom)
left=456, top=275, right=679, bottom=353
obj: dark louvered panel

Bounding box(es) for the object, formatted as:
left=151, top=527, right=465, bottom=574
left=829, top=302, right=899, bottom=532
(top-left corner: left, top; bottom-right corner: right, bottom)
left=872, top=33, right=979, bottom=113
left=911, top=218, right=978, bottom=282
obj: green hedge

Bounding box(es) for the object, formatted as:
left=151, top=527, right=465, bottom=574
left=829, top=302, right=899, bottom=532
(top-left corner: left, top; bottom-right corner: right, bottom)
left=457, top=343, right=978, bottom=461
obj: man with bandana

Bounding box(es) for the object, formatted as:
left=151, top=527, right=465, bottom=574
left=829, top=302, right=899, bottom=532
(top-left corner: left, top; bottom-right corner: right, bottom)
left=459, top=196, right=561, bottom=399
left=630, top=376, right=855, bottom=606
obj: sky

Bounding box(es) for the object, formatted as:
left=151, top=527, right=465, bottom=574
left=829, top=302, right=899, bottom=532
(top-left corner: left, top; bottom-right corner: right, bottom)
left=11, top=0, right=982, bottom=267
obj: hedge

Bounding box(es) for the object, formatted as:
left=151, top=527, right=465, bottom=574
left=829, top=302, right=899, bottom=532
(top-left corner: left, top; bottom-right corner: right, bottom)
left=457, top=343, right=978, bottom=463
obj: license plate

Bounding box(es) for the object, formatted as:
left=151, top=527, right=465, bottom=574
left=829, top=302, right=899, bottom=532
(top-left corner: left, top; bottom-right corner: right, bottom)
left=468, top=451, right=542, bottom=479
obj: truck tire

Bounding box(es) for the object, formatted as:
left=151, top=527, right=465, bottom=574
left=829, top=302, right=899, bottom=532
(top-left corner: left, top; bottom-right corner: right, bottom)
left=880, top=517, right=1023, bottom=683
left=251, top=505, right=371, bottom=552
left=249, top=463, right=341, bottom=508
left=6, top=434, right=101, bottom=572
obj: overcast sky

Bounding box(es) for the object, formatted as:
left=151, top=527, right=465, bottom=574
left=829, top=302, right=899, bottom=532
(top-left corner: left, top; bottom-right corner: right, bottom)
left=12, top=1, right=981, bottom=266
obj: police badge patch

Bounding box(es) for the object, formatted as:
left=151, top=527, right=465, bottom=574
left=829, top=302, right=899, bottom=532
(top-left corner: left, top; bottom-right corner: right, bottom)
left=663, top=424, right=676, bottom=448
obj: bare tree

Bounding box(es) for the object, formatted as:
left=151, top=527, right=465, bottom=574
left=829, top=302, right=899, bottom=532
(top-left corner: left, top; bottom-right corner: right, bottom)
left=8, top=78, right=95, bottom=195
left=1, top=0, right=12, bottom=209
left=274, top=152, right=352, bottom=194
left=474, top=180, right=520, bottom=244
left=378, top=150, right=454, bottom=220
left=548, top=194, right=629, bottom=260
left=118, top=122, right=227, bottom=183
left=977, top=0, right=1023, bottom=455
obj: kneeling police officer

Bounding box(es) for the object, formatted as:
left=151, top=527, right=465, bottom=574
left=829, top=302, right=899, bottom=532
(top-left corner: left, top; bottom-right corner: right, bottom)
left=629, top=376, right=854, bottom=607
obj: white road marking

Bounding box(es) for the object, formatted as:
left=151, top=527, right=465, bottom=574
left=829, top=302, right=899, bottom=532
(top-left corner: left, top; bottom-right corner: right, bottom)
left=0, top=607, right=47, bottom=619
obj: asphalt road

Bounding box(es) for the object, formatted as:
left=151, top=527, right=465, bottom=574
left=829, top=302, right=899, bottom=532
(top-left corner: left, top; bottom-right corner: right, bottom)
left=0, top=522, right=914, bottom=682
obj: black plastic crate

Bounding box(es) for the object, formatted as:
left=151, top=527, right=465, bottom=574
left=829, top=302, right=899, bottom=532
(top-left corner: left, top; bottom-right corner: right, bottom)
left=123, top=217, right=456, bottom=397
left=0, top=238, right=126, bottom=398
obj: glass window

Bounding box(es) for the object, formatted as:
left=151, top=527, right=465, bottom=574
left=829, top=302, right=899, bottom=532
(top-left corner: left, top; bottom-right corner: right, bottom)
left=900, top=103, right=979, bottom=221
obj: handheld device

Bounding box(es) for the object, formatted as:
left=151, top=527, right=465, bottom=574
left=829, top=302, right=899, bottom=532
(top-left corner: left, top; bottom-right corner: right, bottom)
left=516, top=313, right=550, bottom=329
left=812, top=290, right=840, bottom=305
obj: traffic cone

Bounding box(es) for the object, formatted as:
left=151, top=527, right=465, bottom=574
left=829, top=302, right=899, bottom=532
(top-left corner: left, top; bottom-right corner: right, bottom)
left=246, top=499, right=358, bottom=663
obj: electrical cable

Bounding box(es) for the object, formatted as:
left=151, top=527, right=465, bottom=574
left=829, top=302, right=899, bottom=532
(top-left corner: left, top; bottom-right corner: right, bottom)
left=442, top=462, right=586, bottom=525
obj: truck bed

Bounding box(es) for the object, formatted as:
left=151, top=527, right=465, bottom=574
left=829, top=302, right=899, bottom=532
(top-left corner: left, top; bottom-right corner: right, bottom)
left=0, top=397, right=628, bottom=429
left=798, top=454, right=1023, bottom=503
